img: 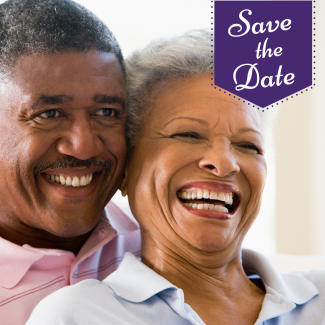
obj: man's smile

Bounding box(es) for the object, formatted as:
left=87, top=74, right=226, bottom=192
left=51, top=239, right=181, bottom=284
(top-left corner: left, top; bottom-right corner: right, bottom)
left=45, top=173, right=94, bottom=187
left=41, top=167, right=104, bottom=188
left=37, top=162, right=114, bottom=199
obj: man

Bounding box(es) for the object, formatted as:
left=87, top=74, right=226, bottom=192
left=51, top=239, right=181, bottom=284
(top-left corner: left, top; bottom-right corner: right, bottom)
left=0, top=0, right=140, bottom=324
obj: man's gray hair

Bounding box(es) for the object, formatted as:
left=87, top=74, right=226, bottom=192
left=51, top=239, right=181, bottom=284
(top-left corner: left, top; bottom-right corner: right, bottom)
left=0, top=0, right=125, bottom=79
left=126, top=29, right=275, bottom=149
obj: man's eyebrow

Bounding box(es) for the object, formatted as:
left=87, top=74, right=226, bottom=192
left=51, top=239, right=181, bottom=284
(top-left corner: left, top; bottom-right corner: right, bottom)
left=237, top=127, right=262, bottom=137
left=31, top=95, right=73, bottom=110
left=93, top=95, right=125, bottom=110
left=163, top=117, right=208, bottom=128
left=29, top=94, right=125, bottom=111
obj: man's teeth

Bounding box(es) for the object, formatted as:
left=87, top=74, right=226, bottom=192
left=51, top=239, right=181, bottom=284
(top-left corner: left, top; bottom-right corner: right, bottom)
left=177, top=190, right=233, bottom=205
left=46, top=174, right=93, bottom=187
left=184, top=202, right=229, bottom=213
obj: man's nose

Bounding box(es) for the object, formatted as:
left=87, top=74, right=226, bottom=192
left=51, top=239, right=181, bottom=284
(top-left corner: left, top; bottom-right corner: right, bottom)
left=198, top=141, right=240, bottom=178
left=56, top=116, right=104, bottom=160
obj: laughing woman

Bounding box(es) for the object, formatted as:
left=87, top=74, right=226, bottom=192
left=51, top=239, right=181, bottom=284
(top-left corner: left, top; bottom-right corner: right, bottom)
left=27, top=30, right=325, bottom=325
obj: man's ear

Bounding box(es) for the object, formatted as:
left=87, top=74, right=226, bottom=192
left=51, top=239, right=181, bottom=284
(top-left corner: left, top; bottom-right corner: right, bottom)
left=120, top=163, right=129, bottom=197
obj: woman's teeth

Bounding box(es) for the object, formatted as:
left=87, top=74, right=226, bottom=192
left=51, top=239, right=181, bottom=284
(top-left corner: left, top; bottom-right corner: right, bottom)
left=45, top=174, right=93, bottom=187
left=177, top=190, right=233, bottom=205
left=184, top=202, right=228, bottom=213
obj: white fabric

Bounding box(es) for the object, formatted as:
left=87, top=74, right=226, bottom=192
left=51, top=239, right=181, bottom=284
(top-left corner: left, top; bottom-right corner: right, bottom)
left=26, top=249, right=325, bottom=325
left=268, top=253, right=325, bottom=272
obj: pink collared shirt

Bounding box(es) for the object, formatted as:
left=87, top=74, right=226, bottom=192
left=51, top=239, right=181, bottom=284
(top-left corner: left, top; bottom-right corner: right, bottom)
left=0, top=201, right=141, bottom=325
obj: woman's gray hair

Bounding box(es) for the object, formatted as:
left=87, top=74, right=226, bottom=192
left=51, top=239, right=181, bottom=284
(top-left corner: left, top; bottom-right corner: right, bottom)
left=125, top=29, right=275, bottom=149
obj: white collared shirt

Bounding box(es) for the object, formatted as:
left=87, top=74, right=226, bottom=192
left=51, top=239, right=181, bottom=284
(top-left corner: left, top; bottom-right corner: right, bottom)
left=27, top=249, right=325, bottom=325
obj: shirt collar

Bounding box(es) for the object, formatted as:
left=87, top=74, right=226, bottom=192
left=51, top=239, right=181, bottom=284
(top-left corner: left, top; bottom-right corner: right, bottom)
left=0, top=201, right=135, bottom=289
left=104, top=249, right=319, bottom=324
left=0, top=213, right=116, bottom=290
left=242, top=248, right=319, bottom=323
left=107, top=199, right=139, bottom=234
left=0, top=238, right=73, bottom=289
left=102, top=252, right=176, bottom=302
left=70, top=201, right=139, bottom=272
left=71, top=208, right=117, bottom=268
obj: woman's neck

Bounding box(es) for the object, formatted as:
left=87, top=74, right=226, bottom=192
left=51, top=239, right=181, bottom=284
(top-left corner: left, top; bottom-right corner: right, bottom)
left=141, top=234, right=265, bottom=325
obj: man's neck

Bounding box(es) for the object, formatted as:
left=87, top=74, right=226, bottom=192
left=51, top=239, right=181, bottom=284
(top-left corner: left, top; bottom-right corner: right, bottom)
left=0, top=219, right=92, bottom=255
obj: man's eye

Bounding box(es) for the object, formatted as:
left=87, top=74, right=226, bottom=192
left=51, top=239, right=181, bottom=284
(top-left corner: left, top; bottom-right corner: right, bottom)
left=38, top=109, right=61, bottom=118
left=95, top=109, right=118, bottom=117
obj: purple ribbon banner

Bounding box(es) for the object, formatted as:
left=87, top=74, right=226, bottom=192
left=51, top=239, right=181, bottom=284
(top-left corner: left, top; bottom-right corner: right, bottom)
left=214, top=1, right=313, bottom=109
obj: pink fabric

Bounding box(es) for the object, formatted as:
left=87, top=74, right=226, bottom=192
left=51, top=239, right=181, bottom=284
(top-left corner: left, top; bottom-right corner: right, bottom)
left=0, top=201, right=141, bottom=325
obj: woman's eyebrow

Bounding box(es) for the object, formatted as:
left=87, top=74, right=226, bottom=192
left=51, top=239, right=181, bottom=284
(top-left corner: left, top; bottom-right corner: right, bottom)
left=237, top=127, right=262, bottom=137
left=163, top=117, right=208, bottom=128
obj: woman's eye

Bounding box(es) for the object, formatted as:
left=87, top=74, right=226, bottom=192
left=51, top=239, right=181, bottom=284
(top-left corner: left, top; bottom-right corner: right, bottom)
left=237, top=143, right=260, bottom=154
left=95, top=109, right=118, bottom=117
left=38, top=109, right=61, bottom=119
left=172, top=132, right=200, bottom=139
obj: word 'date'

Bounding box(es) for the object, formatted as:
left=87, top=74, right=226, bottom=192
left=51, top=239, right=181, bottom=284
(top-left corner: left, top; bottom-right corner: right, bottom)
left=233, top=64, right=294, bottom=91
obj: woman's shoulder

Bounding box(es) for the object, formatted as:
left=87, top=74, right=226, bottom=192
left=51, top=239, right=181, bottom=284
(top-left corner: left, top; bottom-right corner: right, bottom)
left=243, top=249, right=325, bottom=324
left=281, top=267, right=325, bottom=293
left=242, top=248, right=325, bottom=293
left=27, top=252, right=189, bottom=325
left=26, top=279, right=118, bottom=325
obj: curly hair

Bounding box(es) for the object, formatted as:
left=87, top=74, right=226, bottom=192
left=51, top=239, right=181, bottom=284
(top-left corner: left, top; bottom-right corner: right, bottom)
left=0, top=0, right=124, bottom=79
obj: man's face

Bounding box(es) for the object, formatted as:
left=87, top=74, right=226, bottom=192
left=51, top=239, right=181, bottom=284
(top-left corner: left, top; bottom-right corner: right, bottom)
left=0, top=50, right=126, bottom=238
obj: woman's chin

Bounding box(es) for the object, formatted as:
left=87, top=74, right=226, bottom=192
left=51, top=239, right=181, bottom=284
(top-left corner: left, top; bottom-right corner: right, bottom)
left=179, top=228, right=236, bottom=253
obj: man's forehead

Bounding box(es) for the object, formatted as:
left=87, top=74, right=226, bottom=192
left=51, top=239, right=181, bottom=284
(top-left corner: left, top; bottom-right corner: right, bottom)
left=7, top=50, right=125, bottom=98
left=11, top=50, right=122, bottom=81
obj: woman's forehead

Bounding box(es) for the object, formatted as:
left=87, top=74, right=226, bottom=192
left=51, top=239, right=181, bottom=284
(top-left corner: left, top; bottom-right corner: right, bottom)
left=149, top=75, right=262, bottom=132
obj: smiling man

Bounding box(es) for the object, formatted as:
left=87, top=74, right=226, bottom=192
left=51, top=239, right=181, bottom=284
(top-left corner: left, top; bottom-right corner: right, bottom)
left=0, top=0, right=140, bottom=324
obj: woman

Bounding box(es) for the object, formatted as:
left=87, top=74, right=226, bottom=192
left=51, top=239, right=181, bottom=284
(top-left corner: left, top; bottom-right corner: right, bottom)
left=26, top=30, right=325, bottom=325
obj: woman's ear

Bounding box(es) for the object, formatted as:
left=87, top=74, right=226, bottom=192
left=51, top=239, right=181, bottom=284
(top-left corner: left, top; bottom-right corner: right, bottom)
left=119, top=163, right=129, bottom=197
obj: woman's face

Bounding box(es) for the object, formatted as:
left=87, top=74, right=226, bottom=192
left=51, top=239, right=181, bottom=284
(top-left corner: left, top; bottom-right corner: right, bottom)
left=123, top=75, right=267, bottom=253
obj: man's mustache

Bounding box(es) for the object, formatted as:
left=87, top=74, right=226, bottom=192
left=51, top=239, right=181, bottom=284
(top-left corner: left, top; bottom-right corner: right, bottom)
left=34, top=156, right=112, bottom=177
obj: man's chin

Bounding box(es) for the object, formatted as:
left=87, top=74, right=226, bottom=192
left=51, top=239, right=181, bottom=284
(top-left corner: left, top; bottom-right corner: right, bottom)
left=44, top=218, right=99, bottom=239
left=36, top=206, right=103, bottom=238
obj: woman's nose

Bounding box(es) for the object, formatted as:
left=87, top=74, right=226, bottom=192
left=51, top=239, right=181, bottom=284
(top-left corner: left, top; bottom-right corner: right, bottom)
left=56, top=117, right=104, bottom=160
left=198, top=142, right=240, bottom=178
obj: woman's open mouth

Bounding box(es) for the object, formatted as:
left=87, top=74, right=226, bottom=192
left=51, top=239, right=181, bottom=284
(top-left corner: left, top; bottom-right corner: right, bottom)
left=177, top=188, right=240, bottom=214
